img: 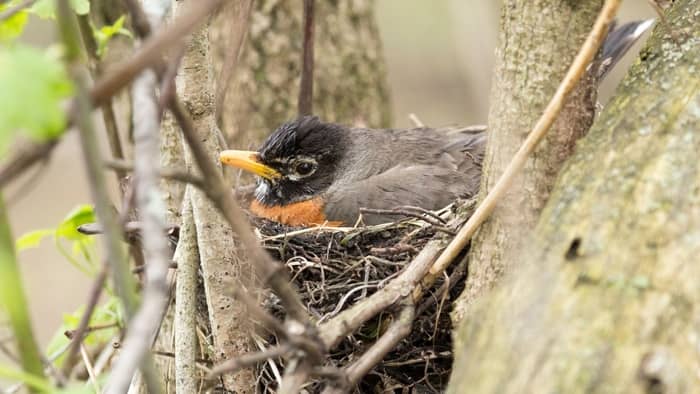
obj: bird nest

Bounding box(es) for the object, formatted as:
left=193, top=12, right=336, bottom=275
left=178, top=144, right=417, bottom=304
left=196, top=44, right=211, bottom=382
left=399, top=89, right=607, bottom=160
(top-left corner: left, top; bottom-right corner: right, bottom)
left=247, top=201, right=473, bottom=393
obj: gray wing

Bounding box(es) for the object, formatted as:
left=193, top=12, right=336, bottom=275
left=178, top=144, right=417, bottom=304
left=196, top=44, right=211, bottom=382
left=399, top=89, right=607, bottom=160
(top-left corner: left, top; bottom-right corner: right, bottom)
left=323, top=162, right=481, bottom=225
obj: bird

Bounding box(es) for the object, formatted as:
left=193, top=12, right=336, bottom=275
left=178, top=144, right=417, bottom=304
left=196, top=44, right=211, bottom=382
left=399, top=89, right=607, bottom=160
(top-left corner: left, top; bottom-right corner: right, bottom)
left=219, top=19, right=655, bottom=227
left=220, top=117, right=486, bottom=226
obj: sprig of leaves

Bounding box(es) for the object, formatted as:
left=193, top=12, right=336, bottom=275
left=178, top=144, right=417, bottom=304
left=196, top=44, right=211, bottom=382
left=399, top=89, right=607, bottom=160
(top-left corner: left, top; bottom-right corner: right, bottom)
left=16, top=204, right=99, bottom=276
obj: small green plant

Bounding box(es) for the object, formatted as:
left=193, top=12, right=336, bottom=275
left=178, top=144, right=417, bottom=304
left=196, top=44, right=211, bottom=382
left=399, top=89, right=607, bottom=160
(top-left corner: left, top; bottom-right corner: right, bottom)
left=16, top=204, right=100, bottom=276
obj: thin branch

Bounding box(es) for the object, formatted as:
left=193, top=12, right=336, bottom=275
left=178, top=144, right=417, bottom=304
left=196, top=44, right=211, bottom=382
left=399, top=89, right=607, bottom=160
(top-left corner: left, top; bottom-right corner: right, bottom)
left=76, top=13, right=126, bottom=183
left=169, top=98, right=312, bottom=324
left=55, top=1, right=160, bottom=392
left=61, top=264, right=108, bottom=378
left=0, top=0, right=35, bottom=22
left=423, top=0, right=621, bottom=287
left=214, top=0, right=254, bottom=126
left=0, top=140, right=56, bottom=190
left=104, top=159, right=206, bottom=191
left=0, top=0, right=219, bottom=190
left=106, top=53, right=171, bottom=394
left=208, top=344, right=291, bottom=378
left=79, top=345, right=101, bottom=393
left=90, top=0, right=222, bottom=107
left=319, top=239, right=443, bottom=348
left=297, top=0, right=315, bottom=115
left=322, top=299, right=416, bottom=394
left=56, top=0, right=139, bottom=324
left=0, top=196, right=46, bottom=389
left=408, top=113, right=424, bottom=127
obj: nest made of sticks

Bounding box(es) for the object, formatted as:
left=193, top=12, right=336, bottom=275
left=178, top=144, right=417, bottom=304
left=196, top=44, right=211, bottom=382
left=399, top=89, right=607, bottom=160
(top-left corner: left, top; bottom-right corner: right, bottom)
left=246, top=201, right=474, bottom=393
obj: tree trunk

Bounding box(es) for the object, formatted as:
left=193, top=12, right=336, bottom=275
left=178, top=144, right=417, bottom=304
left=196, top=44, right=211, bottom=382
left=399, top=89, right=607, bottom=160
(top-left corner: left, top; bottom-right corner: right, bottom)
left=452, top=0, right=601, bottom=322
left=211, top=0, right=392, bottom=147
left=448, top=1, right=700, bottom=392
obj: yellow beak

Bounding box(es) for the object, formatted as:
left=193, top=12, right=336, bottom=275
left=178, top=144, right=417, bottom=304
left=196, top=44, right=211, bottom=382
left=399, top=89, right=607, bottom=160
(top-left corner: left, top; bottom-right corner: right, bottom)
left=219, top=150, right=281, bottom=180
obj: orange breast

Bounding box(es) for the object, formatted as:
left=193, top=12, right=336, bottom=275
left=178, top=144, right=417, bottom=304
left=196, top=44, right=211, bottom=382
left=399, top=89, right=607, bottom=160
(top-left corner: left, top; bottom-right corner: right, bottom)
left=250, top=198, right=343, bottom=227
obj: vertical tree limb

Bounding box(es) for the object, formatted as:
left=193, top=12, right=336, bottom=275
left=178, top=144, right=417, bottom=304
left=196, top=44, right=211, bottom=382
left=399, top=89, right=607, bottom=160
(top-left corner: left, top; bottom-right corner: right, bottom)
left=297, top=0, right=315, bottom=116
left=174, top=3, right=257, bottom=391
left=453, top=0, right=615, bottom=321
left=110, top=67, right=171, bottom=394
left=174, top=194, right=198, bottom=393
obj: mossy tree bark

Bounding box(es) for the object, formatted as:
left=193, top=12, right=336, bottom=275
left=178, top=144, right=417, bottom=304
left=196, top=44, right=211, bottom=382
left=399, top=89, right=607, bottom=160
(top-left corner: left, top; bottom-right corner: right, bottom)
left=448, top=1, right=700, bottom=392
left=211, top=0, right=392, bottom=147
left=453, top=0, right=602, bottom=321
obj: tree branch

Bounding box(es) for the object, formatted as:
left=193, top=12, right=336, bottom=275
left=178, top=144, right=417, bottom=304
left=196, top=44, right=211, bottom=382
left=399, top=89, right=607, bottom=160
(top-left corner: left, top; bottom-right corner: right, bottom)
left=425, top=0, right=621, bottom=290
left=297, top=0, right=315, bottom=115
left=174, top=194, right=198, bottom=392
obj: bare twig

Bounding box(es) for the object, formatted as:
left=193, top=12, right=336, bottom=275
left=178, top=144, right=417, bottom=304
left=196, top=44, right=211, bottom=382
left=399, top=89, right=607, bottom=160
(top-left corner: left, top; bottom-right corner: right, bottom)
left=408, top=113, right=424, bottom=127
left=0, top=140, right=56, bottom=190
left=104, top=158, right=206, bottom=191
left=56, top=0, right=141, bottom=334
left=208, top=344, right=291, bottom=378
left=359, top=207, right=452, bottom=233
left=0, top=0, right=35, bottom=22
left=214, top=0, right=254, bottom=126
left=170, top=99, right=311, bottom=324
left=106, top=50, right=172, bottom=394
left=423, top=0, right=621, bottom=287
left=61, top=264, right=108, bottom=378
left=297, top=0, right=315, bottom=115
left=319, top=239, right=444, bottom=348
left=322, top=299, right=416, bottom=394
left=90, top=0, right=222, bottom=107
left=80, top=345, right=101, bottom=393
left=55, top=1, right=158, bottom=392
left=76, top=13, right=127, bottom=183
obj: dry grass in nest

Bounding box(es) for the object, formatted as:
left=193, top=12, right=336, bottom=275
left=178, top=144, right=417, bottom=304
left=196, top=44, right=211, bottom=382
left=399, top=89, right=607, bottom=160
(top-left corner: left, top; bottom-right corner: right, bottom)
left=246, top=202, right=473, bottom=393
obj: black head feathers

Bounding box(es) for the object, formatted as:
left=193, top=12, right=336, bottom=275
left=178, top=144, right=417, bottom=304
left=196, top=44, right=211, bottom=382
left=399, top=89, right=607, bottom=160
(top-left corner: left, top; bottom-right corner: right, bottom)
left=258, top=116, right=348, bottom=163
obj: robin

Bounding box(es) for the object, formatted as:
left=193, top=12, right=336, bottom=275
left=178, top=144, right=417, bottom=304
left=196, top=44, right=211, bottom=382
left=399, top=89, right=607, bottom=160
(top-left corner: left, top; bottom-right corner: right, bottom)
left=219, top=19, right=654, bottom=227
left=220, top=117, right=486, bottom=226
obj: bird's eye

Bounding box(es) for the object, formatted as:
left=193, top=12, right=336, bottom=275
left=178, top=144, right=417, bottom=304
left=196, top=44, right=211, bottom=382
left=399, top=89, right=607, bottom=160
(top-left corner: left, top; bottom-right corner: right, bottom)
left=295, top=161, right=315, bottom=176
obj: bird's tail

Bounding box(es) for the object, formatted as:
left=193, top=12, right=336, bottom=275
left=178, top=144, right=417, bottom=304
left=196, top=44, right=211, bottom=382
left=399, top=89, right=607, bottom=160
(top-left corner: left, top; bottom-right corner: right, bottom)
left=596, top=19, right=656, bottom=80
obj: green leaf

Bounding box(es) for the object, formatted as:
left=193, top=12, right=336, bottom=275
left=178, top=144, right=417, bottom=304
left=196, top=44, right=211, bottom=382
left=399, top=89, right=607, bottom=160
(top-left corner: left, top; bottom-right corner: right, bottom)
left=94, top=15, right=132, bottom=57
left=0, top=2, right=29, bottom=42
left=0, top=45, right=73, bottom=155
left=56, top=204, right=95, bottom=240
left=15, top=229, right=54, bottom=251
left=30, top=0, right=90, bottom=19
left=46, top=297, right=121, bottom=367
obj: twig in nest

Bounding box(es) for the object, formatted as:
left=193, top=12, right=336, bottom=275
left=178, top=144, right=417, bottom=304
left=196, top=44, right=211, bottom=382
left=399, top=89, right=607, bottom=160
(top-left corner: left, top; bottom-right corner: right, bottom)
left=408, top=113, right=425, bottom=127
left=359, top=207, right=454, bottom=235
left=208, top=344, right=291, bottom=378
left=322, top=299, right=416, bottom=394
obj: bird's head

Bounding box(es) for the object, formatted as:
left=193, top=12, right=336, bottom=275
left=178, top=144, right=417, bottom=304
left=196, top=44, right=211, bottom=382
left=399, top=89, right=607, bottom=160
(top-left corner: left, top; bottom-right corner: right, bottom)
left=220, top=116, right=348, bottom=206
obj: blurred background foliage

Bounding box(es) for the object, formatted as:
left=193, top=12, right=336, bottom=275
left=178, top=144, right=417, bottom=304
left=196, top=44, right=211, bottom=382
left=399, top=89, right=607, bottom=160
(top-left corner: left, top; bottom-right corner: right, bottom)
left=1, top=0, right=653, bottom=377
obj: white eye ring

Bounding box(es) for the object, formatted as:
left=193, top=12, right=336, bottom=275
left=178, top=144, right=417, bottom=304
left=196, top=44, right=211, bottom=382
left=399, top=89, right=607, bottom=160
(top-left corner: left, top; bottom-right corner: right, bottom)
left=288, top=158, right=317, bottom=180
